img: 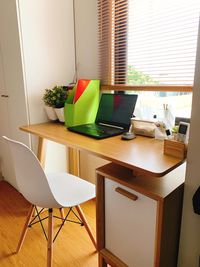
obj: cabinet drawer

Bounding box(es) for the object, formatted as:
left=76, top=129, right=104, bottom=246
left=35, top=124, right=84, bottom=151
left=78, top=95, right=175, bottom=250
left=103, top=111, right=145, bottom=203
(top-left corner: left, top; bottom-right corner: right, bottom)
left=105, top=178, right=157, bottom=267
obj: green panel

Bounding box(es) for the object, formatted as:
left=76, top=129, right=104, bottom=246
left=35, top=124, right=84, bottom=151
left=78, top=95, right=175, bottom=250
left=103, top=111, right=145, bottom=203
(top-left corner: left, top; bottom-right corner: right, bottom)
left=64, top=80, right=100, bottom=127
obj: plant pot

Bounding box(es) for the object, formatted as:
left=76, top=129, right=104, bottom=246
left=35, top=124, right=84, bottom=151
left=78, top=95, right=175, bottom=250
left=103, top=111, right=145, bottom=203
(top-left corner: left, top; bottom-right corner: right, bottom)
left=54, top=107, right=65, bottom=122
left=44, top=105, right=58, bottom=121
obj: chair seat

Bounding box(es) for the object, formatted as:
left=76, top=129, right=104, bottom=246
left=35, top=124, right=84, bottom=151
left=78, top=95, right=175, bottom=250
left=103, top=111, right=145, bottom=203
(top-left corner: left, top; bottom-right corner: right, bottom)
left=47, top=172, right=95, bottom=208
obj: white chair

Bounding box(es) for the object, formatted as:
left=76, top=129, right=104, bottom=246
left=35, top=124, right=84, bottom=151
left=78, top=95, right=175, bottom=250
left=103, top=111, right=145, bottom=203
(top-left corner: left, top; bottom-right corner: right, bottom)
left=3, top=136, right=96, bottom=267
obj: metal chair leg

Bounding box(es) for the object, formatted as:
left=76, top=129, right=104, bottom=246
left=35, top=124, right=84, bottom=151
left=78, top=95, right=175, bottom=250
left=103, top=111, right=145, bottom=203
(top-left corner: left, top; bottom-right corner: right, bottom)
left=16, top=204, right=35, bottom=253
left=47, top=208, right=53, bottom=267
left=75, top=205, right=96, bottom=249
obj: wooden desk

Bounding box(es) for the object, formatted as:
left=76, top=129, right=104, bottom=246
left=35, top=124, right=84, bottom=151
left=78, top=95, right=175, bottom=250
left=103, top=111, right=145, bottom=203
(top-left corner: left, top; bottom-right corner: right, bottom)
left=20, top=122, right=185, bottom=267
left=20, top=122, right=184, bottom=177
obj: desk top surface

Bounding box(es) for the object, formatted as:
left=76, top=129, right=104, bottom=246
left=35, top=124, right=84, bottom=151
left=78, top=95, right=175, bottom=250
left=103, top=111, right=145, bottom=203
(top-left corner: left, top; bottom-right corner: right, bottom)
left=20, top=122, right=184, bottom=177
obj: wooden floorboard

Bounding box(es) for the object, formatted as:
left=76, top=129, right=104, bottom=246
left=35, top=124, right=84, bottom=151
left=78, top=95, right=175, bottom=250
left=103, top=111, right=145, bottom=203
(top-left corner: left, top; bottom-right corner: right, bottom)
left=0, top=181, right=97, bottom=267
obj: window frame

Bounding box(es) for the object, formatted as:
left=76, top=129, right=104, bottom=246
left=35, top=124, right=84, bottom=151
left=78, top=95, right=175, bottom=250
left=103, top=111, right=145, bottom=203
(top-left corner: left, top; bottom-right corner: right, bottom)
left=101, top=84, right=193, bottom=92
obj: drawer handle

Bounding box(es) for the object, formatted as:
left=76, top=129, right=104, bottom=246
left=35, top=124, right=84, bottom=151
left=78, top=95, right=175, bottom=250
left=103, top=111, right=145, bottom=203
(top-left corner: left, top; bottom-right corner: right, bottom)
left=115, top=187, right=138, bottom=201
left=1, top=95, right=9, bottom=97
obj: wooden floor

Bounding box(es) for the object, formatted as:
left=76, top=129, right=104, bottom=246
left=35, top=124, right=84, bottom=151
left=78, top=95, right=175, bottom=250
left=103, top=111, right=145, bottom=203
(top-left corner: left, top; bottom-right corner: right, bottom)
left=0, top=181, right=98, bottom=267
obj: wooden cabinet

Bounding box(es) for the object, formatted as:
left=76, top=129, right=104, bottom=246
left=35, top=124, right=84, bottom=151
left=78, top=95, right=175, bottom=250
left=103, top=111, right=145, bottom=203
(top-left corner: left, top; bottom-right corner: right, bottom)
left=96, top=163, right=185, bottom=267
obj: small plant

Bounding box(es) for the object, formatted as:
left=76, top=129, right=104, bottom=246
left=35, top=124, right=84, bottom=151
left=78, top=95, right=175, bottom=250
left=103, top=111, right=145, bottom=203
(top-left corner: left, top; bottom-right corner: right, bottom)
left=43, top=86, right=68, bottom=108
left=43, top=89, right=54, bottom=107
left=172, top=125, right=179, bottom=134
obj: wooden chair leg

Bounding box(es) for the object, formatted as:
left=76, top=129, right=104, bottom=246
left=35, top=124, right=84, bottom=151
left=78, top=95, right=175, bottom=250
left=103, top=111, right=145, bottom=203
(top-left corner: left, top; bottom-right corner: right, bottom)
left=75, top=205, right=96, bottom=249
left=59, top=208, right=65, bottom=220
left=47, top=208, right=53, bottom=267
left=16, top=204, right=35, bottom=253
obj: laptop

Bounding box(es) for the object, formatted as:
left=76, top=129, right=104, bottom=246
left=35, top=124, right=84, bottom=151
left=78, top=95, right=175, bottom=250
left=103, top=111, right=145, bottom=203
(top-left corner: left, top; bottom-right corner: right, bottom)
left=68, top=93, right=138, bottom=139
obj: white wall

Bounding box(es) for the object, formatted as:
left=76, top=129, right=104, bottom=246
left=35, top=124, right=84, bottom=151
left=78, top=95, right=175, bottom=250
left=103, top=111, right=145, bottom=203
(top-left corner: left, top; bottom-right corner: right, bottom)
left=74, top=0, right=99, bottom=79
left=17, top=0, right=76, bottom=172
left=178, top=23, right=200, bottom=267
left=18, top=0, right=75, bottom=124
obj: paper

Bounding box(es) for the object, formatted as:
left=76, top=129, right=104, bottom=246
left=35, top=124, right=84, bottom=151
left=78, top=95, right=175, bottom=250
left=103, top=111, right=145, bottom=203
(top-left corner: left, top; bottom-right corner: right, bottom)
left=73, top=79, right=90, bottom=103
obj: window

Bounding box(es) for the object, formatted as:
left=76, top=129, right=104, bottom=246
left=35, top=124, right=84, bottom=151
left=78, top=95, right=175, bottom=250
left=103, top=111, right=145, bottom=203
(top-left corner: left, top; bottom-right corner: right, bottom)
left=98, top=0, right=200, bottom=125
left=128, top=0, right=200, bottom=86
left=98, top=0, right=200, bottom=90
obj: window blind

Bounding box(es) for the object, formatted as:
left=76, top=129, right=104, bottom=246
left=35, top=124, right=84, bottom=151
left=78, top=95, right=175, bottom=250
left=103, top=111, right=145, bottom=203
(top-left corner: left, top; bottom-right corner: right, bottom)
left=98, top=0, right=200, bottom=91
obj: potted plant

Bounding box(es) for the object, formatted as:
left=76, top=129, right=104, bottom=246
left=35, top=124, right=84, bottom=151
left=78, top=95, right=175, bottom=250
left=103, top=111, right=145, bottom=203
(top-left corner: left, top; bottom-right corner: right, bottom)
left=43, top=86, right=68, bottom=122
left=52, top=86, right=68, bottom=122
left=43, top=88, right=58, bottom=121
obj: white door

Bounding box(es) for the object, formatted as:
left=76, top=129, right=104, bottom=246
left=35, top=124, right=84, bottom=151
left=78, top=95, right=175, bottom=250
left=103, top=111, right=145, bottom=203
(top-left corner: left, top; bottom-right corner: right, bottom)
left=0, top=0, right=30, bottom=190
left=0, top=46, right=17, bottom=188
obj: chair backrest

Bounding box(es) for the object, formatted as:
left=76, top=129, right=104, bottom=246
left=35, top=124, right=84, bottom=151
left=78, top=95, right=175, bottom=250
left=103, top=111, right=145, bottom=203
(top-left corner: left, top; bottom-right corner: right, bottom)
left=2, top=136, right=60, bottom=208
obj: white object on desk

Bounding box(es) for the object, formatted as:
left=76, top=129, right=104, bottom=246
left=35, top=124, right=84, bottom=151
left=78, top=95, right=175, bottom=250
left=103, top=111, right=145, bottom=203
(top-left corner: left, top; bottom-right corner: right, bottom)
left=131, top=118, right=156, bottom=137
left=176, top=121, right=190, bottom=143
left=121, top=131, right=136, bottom=140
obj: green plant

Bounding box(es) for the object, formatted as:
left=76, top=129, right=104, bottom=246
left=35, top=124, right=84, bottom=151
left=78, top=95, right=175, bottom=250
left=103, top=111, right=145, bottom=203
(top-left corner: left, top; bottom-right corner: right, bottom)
left=43, top=86, right=68, bottom=108
left=172, top=125, right=179, bottom=133
left=43, top=89, right=54, bottom=107
left=127, top=65, right=160, bottom=85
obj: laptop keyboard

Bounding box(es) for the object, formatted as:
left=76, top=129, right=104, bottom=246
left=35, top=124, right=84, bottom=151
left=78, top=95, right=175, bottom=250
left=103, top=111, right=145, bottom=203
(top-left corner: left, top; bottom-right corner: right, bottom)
left=68, top=123, right=125, bottom=139
left=83, top=124, right=123, bottom=135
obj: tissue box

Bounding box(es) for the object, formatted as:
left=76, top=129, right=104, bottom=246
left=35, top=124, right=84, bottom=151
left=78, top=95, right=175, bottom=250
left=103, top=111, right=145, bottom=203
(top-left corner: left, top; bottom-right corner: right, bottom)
left=163, top=139, right=187, bottom=160
left=131, top=119, right=156, bottom=137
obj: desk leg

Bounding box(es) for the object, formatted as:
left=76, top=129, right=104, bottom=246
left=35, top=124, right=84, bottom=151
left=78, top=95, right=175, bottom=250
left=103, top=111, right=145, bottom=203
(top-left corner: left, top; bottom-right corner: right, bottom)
left=67, top=147, right=80, bottom=176
left=99, top=254, right=107, bottom=267
left=37, top=137, right=47, bottom=168
left=96, top=174, right=106, bottom=266
left=35, top=137, right=47, bottom=215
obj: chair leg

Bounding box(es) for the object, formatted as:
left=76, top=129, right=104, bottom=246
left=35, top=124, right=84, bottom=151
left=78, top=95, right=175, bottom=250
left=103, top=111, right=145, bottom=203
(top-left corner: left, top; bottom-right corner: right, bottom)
left=59, top=208, right=65, bottom=220
left=16, top=204, right=35, bottom=253
left=75, top=205, right=96, bottom=249
left=47, top=208, right=53, bottom=267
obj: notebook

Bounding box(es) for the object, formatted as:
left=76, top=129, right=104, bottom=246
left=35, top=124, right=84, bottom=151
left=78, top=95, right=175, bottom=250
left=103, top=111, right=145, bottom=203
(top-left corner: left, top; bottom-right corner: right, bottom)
left=68, top=93, right=138, bottom=139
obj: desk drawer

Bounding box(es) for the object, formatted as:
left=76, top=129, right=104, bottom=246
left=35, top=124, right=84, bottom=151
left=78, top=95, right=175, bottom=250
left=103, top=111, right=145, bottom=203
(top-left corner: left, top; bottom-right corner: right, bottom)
left=105, top=178, right=157, bottom=267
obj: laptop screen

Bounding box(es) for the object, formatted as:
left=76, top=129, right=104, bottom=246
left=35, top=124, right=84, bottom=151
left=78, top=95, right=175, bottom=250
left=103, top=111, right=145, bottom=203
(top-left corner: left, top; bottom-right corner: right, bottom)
left=95, top=94, right=138, bottom=129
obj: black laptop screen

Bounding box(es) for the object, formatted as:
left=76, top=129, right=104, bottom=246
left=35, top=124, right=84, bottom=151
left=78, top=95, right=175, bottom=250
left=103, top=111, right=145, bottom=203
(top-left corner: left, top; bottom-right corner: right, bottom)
left=95, top=94, right=138, bottom=129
